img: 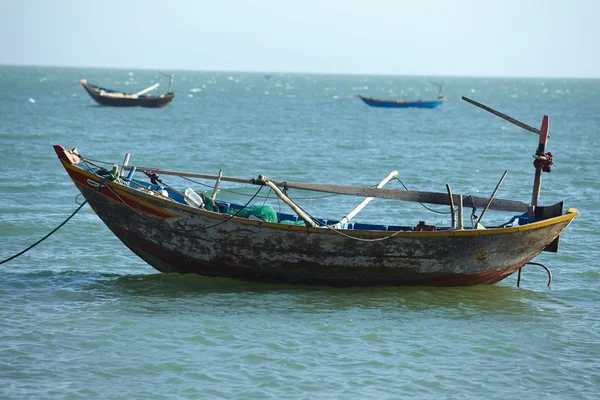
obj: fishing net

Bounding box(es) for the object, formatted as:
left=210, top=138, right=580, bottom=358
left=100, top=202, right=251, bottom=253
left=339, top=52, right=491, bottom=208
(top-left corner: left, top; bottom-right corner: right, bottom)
left=202, top=196, right=220, bottom=213
left=227, top=205, right=278, bottom=223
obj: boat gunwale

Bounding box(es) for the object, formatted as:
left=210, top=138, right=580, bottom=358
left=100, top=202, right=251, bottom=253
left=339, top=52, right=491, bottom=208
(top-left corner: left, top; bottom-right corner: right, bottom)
left=62, top=159, right=579, bottom=239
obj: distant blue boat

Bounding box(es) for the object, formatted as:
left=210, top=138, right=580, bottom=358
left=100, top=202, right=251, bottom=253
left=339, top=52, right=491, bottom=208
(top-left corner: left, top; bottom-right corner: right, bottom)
left=358, top=94, right=446, bottom=109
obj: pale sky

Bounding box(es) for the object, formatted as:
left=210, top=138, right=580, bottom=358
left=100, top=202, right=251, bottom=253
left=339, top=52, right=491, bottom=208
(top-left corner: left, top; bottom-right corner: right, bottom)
left=1, top=0, right=598, bottom=78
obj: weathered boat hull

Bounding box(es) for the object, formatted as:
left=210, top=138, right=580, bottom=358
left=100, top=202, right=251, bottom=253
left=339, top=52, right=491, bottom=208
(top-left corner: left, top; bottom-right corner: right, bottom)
left=80, top=81, right=174, bottom=108
left=55, top=146, right=577, bottom=287
left=358, top=95, right=445, bottom=109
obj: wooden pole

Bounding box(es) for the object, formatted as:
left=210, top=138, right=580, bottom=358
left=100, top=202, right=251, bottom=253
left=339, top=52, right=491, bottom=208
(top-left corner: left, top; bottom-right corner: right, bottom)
left=531, top=116, right=550, bottom=207
left=462, top=96, right=541, bottom=135
left=211, top=169, right=223, bottom=201
left=120, top=165, right=530, bottom=212
left=332, top=171, right=398, bottom=228
left=446, top=184, right=456, bottom=229
left=477, top=170, right=509, bottom=226
left=258, top=175, right=318, bottom=228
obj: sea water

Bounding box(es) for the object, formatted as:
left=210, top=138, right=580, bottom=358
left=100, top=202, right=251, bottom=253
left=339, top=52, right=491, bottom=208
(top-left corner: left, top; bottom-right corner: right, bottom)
left=1, top=66, right=599, bottom=399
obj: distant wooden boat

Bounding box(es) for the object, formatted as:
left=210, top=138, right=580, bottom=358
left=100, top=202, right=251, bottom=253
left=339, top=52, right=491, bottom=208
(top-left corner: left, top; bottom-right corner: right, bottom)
left=79, top=78, right=174, bottom=108
left=53, top=99, right=577, bottom=286
left=358, top=94, right=446, bottom=109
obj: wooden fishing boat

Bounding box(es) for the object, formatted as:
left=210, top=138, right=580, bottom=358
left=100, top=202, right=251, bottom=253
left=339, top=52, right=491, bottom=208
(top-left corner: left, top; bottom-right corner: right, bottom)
left=358, top=94, right=446, bottom=108
left=79, top=78, right=174, bottom=108
left=53, top=99, right=577, bottom=286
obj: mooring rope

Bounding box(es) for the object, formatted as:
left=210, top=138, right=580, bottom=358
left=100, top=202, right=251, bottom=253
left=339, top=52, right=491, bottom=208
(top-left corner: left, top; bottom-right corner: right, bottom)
left=0, top=179, right=107, bottom=266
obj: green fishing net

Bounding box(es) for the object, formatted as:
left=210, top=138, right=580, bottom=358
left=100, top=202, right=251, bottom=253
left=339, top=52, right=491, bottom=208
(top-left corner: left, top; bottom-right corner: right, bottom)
left=202, top=196, right=220, bottom=213
left=227, top=205, right=278, bottom=223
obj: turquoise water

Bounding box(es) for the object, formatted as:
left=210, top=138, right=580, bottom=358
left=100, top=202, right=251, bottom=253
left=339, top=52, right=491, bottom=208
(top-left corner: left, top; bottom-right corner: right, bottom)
left=1, top=66, right=599, bottom=399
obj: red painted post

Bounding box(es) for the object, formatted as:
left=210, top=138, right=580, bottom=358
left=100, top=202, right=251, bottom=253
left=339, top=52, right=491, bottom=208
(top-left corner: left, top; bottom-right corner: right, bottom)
left=531, top=116, right=549, bottom=207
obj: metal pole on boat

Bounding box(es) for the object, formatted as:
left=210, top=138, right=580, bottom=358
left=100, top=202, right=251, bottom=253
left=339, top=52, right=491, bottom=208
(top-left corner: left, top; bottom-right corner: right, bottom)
left=531, top=116, right=550, bottom=207
left=331, top=171, right=398, bottom=229
left=477, top=170, right=508, bottom=226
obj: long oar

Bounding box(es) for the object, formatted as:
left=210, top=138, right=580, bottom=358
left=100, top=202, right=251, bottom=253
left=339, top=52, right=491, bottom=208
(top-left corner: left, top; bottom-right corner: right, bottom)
left=462, top=96, right=552, bottom=206
left=462, top=96, right=541, bottom=135
left=477, top=170, right=508, bottom=227
left=134, top=83, right=160, bottom=96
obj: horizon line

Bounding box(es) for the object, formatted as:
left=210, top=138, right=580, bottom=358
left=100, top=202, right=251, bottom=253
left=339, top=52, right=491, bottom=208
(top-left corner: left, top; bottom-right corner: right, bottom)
left=1, top=62, right=598, bottom=81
